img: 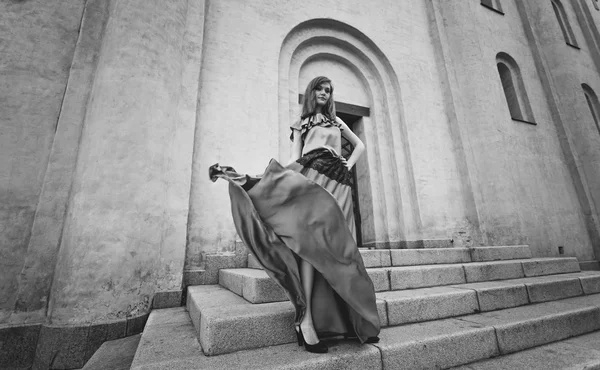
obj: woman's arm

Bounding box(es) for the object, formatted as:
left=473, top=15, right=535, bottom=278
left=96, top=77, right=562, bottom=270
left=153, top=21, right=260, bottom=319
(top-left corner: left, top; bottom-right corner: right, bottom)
left=287, top=129, right=303, bottom=165
left=336, top=116, right=365, bottom=170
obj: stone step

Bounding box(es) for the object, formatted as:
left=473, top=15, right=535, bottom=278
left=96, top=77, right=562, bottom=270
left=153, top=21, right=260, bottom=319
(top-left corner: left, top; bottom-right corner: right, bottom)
left=247, top=249, right=397, bottom=270
left=377, top=286, right=479, bottom=326
left=247, top=245, right=533, bottom=270
left=390, top=248, right=471, bottom=266
left=221, top=257, right=582, bottom=303
left=130, top=306, right=383, bottom=370
left=450, top=330, right=600, bottom=369
left=188, top=273, right=600, bottom=356
left=221, top=266, right=600, bottom=312
left=216, top=269, right=600, bottom=325
left=469, top=245, right=531, bottom=262
left=374, top=296, right=600, bottom=368
left=134, top=294, right=600, bottom=368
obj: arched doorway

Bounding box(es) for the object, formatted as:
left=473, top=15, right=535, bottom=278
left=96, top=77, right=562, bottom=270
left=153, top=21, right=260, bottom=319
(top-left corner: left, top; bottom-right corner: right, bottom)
left=279, top=19, right=420, bottom=249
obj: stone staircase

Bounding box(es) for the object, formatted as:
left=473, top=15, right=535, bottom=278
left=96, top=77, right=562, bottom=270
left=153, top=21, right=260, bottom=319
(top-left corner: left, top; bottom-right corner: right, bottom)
left=130, top=246, right=600, bottom=369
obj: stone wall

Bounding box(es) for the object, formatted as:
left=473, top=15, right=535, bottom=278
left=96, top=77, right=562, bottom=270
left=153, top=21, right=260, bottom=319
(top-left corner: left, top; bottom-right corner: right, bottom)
left=0, top=0, right=86, bottom=322
left=432, top=0, right=597, bottom=260
left=46, top=0, right=204, bottom=325
left=186, top=0, right=600, bottom=265
left=1, top=0, right=205, bottom=327
left=525, top=0, right=600, bottom=259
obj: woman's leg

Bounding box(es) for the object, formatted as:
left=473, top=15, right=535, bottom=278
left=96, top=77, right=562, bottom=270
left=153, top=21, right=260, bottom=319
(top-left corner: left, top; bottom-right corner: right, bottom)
left=299, top=259, right=320, bottom=345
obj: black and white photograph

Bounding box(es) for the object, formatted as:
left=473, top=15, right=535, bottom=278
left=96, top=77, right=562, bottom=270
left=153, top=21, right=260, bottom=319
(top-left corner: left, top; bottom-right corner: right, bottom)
left=2, top=0, right=600, bottom=369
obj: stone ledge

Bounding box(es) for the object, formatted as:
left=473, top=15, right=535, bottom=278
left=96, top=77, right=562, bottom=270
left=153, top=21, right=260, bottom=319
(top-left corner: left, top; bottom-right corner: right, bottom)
left=391, top=248, right=470, bottom=266
left=219, top=268, right=288, bottom=303
left=362, top=238, right=454, bottom=249
left=577, top=271, right=600, bottom=294
left=203, top=253, right=248, bottom=285
left=389, top=264, right=466, bottom=290
left=137, top=294, right=600, bottom=368
left=249, top=250, right=393, bottom=270
left=367, top=268, right=391, bottom=291
left=451, top=280, right=529, bottom=312
left=378, top=287, right=479, bottom=325
left=524, top=277, right=583, bottom=303
left=187, top=285, right=295, bottom=356
left=185, top=249, right=249, bottom=286
left=213, top=270, right=600, bottom=338
left=131, top=307, right=382, bottom=370
left=469, top=245, right=531, bottom=262
left=450, top=331, right=600, bottom=370
left=580, top=260, right=600, bottom=271
left=373, top=318, right=498, bottom=369
left=360, top=249, right=392, bottom=268
left=219, top=266, right=600, bottom=310
left=451, top=272, right=600, bottom=312
left=521, top=257, right=580, bottom=277
left=462, top=260, right=525, bottom=283
left=457, top=300, right=600, bottom=354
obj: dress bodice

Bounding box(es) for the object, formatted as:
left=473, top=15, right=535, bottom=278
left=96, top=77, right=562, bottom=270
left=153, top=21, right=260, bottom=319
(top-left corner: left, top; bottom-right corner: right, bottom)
left=290, top=113, right=343, bottom=156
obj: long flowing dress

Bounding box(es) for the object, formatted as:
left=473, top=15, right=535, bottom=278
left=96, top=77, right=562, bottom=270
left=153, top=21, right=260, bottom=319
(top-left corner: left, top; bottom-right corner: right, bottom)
left=209, top=113, right=380, bottom=342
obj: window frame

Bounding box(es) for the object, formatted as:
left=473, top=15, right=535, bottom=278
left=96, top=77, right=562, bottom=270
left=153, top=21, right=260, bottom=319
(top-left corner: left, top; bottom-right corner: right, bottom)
left=480, top=0, right=504, bottom=15
left=551, top=0, right=580, bottom=48
left=582, top=83, right=600, bottom=136
left=496, top=52, right=536, bottom=125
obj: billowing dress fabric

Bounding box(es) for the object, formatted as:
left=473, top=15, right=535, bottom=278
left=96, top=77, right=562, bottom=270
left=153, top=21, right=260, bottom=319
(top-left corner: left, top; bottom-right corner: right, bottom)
left=209, top=113, right=380, bottom=342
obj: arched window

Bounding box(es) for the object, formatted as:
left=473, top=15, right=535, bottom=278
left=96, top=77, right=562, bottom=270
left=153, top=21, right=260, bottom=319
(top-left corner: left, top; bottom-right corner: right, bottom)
left=481, top=0, right=503, bottom=13
left=582, top=84, right=600, bottom=135
left=552, top=0, right=579, bottom=47
left=496, top=52, right=535, bottom=124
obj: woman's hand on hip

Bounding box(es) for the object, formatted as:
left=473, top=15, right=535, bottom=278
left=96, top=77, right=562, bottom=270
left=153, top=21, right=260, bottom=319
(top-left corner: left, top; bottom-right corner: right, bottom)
left=340, top=156, right=351, bottom=170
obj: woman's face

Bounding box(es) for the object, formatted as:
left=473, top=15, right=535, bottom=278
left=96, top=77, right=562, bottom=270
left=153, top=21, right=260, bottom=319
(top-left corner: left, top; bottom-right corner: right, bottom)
left=314, top=82, right=331, bottom=107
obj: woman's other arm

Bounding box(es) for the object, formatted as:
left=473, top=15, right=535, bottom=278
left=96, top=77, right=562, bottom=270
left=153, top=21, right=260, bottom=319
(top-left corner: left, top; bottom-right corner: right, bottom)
left=336, top=116, right=365, bottom=170
left=287, top=129, right=303, bottom=165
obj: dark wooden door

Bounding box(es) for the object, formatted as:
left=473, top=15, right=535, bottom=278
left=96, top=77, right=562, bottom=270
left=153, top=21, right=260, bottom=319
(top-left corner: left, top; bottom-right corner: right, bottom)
left=338, top=113, right=363, bottom=247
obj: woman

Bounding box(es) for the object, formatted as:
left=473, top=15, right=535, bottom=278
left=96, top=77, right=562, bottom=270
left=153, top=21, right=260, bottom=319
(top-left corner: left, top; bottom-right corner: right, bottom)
left=209, top=76, right=380, bottom=354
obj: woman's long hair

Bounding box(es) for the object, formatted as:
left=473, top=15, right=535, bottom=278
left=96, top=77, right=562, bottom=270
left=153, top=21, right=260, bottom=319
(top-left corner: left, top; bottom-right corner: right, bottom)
left=301, top=76, right=336, bottom=120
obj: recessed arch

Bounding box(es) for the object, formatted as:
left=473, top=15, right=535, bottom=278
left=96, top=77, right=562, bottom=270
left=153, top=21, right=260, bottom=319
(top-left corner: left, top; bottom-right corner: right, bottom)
left=582, top=83, right=600, bottom=135
left=278, top=18, right=422, bottom=246
left=496, top=52, right=535, bottom=124
left=552, top=0, right=579, bottom=46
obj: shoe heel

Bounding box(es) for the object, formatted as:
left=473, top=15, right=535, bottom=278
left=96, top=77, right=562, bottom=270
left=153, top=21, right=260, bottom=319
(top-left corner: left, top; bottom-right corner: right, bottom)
left=295, top=328, right=304, bottom=346
left=297, top=327, right=328, bottom=354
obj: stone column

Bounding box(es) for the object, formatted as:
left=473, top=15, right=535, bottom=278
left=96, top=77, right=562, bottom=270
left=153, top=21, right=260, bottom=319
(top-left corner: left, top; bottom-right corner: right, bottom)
left=47, top=0, right=196, bottom=324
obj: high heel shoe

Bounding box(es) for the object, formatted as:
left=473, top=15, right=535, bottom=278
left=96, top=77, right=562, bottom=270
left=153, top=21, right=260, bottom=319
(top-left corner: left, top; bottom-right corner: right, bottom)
left=295, top=326, right=328, bottom=353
